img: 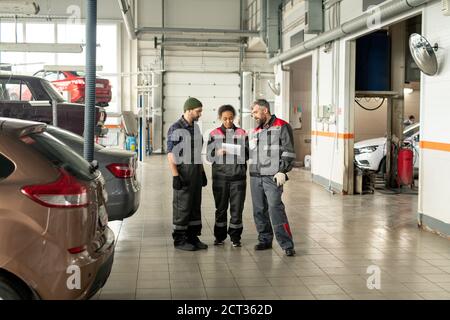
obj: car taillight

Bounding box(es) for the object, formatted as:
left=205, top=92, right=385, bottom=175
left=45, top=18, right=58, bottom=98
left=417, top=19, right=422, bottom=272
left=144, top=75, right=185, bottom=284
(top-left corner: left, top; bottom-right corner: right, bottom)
left=73, top=79, right=85, bottom=86
left=106, top=163, right=134, bottom=179
left=68, top=245, right=87, bottom=254
left=21, top=169, right=89, bottom=208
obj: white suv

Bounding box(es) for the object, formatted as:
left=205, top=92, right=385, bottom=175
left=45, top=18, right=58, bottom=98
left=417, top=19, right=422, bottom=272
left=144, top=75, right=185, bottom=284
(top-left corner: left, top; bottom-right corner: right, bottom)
left=354, top=123, right=420, bottom=173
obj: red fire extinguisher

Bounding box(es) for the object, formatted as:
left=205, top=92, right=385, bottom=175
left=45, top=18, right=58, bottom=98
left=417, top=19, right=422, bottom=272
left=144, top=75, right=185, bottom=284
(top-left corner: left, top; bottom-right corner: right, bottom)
left=397, top=147, right=414, bottom=186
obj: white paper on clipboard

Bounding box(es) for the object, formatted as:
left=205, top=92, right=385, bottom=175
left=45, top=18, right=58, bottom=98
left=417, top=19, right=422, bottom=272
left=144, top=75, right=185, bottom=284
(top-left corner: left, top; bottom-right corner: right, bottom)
left=222, top=143, right=241, bottom=156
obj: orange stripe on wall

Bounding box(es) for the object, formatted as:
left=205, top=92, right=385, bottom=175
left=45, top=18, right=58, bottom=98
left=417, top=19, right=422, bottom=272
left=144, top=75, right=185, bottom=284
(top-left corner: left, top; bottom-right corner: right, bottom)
left=420, top=141, right=450, bottom=153
left=311, top=131, right=354, bottom=139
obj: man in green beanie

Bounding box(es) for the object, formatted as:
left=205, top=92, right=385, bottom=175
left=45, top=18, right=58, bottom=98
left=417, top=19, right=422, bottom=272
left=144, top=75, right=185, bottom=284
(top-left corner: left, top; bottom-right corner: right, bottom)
left=166, top=97, right=208, bottom=251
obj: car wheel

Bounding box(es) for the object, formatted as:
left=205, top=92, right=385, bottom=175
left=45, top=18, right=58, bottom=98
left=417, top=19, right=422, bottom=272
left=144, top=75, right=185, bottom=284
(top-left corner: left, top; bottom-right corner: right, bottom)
left=0, top=275, right=31, bottom=300
left=378, top=157, right=386, bottom=174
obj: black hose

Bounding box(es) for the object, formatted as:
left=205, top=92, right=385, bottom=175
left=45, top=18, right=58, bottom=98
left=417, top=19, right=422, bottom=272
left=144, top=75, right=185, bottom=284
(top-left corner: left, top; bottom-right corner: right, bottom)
left=83, top=0, right=97, bottom=162
left=355, top=98, right=386, bottom=111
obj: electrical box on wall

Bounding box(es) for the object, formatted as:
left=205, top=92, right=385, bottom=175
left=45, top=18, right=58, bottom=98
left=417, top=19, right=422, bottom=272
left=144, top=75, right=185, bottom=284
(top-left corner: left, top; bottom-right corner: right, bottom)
left=443, top=0, right=450, bottom=16
left=305, top=0, right=323, bottom=34
left=317, top=104, right=335, bottom=123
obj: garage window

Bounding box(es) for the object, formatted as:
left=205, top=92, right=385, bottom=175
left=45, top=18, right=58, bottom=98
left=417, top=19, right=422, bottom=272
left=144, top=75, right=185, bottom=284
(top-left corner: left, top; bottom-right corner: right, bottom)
left=56, top=23, right=120, bottom=113
left=1, top=21, right=120, bottom=113
left=0, top=153, right=15, bottom=181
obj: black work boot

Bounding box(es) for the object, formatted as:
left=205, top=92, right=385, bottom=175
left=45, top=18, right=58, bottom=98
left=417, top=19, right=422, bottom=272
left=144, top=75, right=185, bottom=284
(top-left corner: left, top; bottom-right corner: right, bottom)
left=285, top=248, right=296, bottom=256
left=173, top=231, right=197, bottom=251
left=175, top=242, right=197, bottom=251
left=254, top=242, right=272, bottom=250
left=188, top=236, right=208, bottom=250
left=232, top=241, right=242, bottom=247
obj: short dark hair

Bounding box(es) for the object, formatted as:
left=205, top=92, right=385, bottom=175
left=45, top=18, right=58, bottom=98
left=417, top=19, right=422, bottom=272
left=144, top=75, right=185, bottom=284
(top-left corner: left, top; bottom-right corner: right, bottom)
left=218, top=104, right=236, bottom=117
left=409, top=115, right=415, bottom=120
left=253, top=99, right=271, bottom=112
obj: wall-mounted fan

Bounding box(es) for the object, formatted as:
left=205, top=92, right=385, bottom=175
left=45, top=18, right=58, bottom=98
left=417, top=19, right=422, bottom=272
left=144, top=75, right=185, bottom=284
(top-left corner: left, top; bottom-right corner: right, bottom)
left=409, top=33, right=439, bottom=76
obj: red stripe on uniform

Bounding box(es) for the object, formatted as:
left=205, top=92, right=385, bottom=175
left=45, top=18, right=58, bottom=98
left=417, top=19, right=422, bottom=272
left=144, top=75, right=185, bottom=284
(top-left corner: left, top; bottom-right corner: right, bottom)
left=211, top=127, right=225, bottom=137
left=283, top=223, right=293, bottom=238
left=272, top=118, right=288, bottom=127
left=234, top=128, right=247, bottom=136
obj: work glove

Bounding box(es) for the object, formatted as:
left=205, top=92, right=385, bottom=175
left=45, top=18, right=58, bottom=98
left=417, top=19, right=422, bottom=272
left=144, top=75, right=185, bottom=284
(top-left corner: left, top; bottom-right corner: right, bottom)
left=173, top=176, right=183, bottom=190
left=273, top=172, right=287, bottom=187
left=202, top=171, right=208, bottom=187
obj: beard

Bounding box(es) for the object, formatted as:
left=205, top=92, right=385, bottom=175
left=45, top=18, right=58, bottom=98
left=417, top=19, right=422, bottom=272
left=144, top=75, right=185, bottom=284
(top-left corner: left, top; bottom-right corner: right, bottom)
left=254, top=116, right=266, bottom=126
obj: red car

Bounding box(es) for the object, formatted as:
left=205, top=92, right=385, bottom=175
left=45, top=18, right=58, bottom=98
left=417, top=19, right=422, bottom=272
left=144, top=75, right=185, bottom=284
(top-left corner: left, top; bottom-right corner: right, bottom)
left=33, top=70, right=112, bottom=107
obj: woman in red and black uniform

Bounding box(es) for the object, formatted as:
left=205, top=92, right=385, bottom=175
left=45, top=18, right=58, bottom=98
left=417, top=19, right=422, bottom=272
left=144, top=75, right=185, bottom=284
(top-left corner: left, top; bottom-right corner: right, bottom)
left=207, top=105, right=249, bottom=247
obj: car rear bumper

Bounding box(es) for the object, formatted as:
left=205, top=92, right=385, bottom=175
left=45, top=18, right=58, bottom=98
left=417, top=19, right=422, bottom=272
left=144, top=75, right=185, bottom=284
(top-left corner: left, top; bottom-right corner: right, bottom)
left=84, top=226, right=115, bottom=299
left=70, top=88, right=112, bottom=103
left=33, top=226, right=115, bottom=300
left=106, top=178, right=141, bottom=221
left=85, top=247, right=114, bottom=299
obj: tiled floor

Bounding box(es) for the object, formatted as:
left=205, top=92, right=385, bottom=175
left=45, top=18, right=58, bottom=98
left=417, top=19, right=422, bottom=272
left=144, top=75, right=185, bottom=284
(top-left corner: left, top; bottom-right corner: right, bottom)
left=95, top=155, right=450, bottom=300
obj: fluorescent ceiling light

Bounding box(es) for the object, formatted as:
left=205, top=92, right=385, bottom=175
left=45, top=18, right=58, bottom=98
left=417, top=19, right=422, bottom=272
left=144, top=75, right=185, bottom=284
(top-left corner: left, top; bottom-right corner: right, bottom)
left=0, top=0, right=39, bottom=15
left=44, top=65, right=103, bottom=72
left=0, top=43, right=83, bottom=53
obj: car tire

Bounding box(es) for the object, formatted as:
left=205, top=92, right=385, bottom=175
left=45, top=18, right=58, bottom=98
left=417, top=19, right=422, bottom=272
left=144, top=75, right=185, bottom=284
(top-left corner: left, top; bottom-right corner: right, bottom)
left=0, top=275, right=31, bottom=300
left=378, top=157, right=387, bottom=174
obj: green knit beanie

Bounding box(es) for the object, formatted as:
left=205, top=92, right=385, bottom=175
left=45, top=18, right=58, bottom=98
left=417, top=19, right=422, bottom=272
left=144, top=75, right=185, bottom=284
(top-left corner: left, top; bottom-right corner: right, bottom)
left=184, top=97, right=202, bottom=111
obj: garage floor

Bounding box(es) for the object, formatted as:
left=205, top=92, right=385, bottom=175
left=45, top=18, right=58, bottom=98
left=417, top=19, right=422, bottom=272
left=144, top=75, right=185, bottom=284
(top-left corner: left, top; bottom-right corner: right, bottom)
left=95, top=155, right=450, bottom=300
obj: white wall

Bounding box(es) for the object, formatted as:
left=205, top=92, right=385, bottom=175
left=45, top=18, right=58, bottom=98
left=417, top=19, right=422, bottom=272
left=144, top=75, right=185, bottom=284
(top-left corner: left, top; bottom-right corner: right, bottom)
left=281, top=0, right=325, bottom=52
left=419, top=2, right=450, bottom=229
left=404, top=90, right=421, bottom=122
left=277, top=0, right=450, bottom=234
left=290, top=56, right=312, bottom=163
left=354, top=99, right=388, bottom=142
left=340, top=0, right=364, bottom=24
left=138, top=0, right=240, bottom=29
left=280, top=1, right=351, bottom=191
left=310, top=45, right=346, bottom=191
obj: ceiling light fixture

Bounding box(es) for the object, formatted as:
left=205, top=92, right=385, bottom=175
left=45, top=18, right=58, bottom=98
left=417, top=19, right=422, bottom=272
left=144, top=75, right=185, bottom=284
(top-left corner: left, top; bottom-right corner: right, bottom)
left=0, top=43, right=83, bottom=53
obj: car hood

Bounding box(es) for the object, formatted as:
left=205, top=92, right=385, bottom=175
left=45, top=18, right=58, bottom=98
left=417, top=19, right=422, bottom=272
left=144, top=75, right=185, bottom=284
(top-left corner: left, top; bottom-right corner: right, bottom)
left=354, top=137, right=387, bottom=149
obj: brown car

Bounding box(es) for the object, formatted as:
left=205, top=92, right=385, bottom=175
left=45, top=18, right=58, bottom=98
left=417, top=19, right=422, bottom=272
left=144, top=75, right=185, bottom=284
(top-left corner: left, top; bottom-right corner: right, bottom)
left=0, top=118, right=115, bottom=300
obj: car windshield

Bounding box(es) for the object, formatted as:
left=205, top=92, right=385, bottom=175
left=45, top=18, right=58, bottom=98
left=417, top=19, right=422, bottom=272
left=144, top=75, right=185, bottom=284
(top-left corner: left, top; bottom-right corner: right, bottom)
left=25, top=131, right=98, bottom=181
left=46, top=126, right=104, bottom=151
left=70, top=71, right=85, bottom=77
left=40, top=79, right=65, bottom=103
left=403, top=123, right=420, bottom=139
